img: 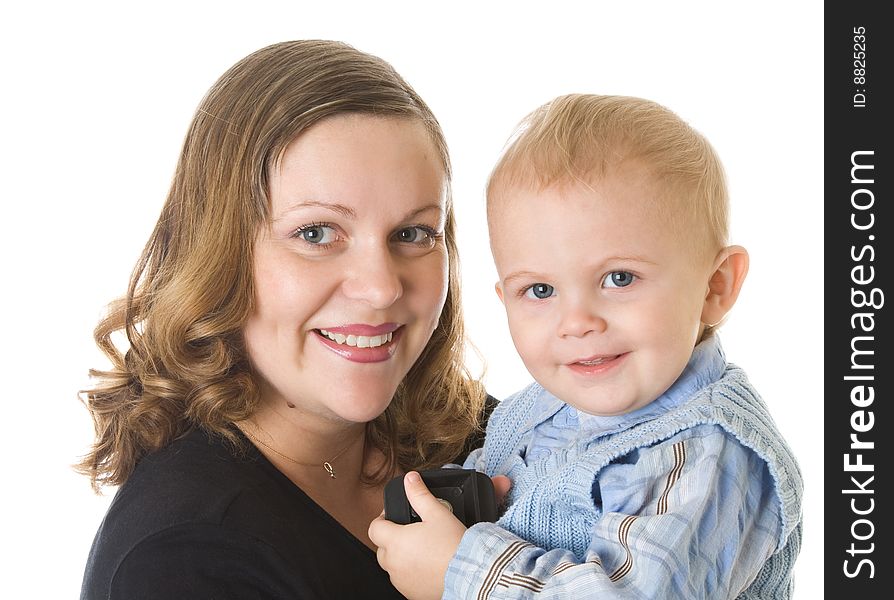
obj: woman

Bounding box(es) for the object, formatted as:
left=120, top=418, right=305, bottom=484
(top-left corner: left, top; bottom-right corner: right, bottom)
left=78, top=40, right=486, bottom=599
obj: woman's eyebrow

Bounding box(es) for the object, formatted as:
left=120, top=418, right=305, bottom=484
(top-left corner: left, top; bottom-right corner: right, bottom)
left=276, top=201, right=443, bottom=222
left=277, top=200, right=357, bottom=220
left=402, top=204, right=444, bottom=221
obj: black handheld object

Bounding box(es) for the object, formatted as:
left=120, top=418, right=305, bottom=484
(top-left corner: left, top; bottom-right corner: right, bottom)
left=384, top=469, right=498, bottom=526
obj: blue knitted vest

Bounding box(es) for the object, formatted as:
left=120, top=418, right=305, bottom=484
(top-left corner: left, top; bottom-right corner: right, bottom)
left=479, top=366, right=803, bottom=598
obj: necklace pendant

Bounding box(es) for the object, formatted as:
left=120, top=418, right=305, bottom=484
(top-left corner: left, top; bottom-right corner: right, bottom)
left=323, top=462, right=336, bottom=479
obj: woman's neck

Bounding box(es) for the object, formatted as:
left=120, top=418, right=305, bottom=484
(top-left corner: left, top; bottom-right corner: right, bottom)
left=236, top=401, right=397, bottom=550
left=239, top=402, right=370, bottom=480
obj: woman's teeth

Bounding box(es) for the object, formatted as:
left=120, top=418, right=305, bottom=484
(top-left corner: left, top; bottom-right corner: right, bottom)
left=319, top=329, right=394, bottom=348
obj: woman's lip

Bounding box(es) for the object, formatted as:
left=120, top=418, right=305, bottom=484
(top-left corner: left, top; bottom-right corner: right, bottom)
left=313, top=326, right=403, bottom=363
left=318, top=322, right=401, bottom=336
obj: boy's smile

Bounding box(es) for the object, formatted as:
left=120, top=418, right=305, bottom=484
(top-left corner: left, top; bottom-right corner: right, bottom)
left=490, top=162, right=719, bottom=416
left=565, top=351, right=630, bottom=376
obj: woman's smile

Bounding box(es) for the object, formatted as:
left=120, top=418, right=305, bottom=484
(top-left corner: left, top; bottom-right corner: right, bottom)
left=314, top=323, right=403, bottom=363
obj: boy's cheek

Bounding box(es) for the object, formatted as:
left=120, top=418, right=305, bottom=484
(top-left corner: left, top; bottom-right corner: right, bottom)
left=507, top=321, right=548, bottom=364
left=506, top=305, right=548, bottom=335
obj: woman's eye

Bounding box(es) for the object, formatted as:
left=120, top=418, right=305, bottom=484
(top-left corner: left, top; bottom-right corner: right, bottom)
left=603, top=271, right=636, bottom=288
left=393, top=226, right=436, bottom=246
left=294, top=224, right=337, bottom=245
left=524, top=283, right=555, bottom=300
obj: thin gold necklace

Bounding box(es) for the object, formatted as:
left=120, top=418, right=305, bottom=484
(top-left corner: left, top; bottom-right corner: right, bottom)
left=243, top=427, right=357, bottom=479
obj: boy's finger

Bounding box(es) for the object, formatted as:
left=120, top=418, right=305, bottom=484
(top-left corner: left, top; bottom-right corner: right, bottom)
left=368, top=514, right=398, bottom=545
left=404, top=471, right=452, bottom=521
left=491, top=475, right=512, bottom=508
left=375, top=545, right=388, bottom=569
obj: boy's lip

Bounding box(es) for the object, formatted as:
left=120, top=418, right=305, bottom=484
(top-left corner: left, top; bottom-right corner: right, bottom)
left=565, top=352, right=629, bottom=375
left=566, top=352, right=627, bottom=365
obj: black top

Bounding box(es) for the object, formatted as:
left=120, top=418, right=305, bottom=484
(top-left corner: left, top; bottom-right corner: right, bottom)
left=81, top=398, right=495, bottom=600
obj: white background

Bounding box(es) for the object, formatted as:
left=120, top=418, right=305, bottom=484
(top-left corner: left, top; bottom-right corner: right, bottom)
left=1, top=1, right=822, bottom=597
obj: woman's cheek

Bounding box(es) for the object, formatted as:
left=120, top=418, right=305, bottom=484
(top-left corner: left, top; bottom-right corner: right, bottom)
left=414, top=250, right=449, bottom=327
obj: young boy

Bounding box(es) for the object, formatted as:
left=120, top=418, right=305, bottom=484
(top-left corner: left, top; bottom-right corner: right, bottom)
left=369, top=94, right=803, bottom=599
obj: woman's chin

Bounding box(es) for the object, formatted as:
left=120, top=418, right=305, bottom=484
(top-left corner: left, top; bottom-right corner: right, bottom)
left=324, top=389, right=397, bottom=424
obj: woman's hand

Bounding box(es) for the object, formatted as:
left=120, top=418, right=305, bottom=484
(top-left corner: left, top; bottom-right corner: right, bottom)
left=368, top=471, right=467, bottom=600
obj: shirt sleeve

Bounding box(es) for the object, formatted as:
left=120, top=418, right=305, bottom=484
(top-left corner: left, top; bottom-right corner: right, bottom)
left=461, top=446, right=485, bottom=471
left=443, top=425, right=782, bottom=599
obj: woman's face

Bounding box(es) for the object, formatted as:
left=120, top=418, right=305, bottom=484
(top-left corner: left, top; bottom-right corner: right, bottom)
left=243, top=115, right=449, bottom=425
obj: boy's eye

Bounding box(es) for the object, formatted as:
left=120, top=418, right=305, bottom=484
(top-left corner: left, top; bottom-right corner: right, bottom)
left=393, top=226, right=437, bottom=247
left=602, top=271, right=636, bottom=288
left=525, top=283, right=555, bottom=299
left=294, top=224, right=337, bottom=245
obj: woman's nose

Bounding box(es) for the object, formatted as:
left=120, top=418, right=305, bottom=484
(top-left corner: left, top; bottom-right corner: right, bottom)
left=556, top=298, right=608, bottom=338
left=341, top=245, right=403, bottom=309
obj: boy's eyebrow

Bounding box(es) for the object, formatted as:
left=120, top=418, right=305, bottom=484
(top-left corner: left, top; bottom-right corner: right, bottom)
left=501, top=256, right=659, bottom=286
left=502, top=270, right=544, bottom=287
left=603, top=254, right=659, bottom=266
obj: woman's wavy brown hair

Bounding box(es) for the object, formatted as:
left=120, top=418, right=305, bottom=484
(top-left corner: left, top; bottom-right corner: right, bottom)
left=78, top=40, right=485, bottom=491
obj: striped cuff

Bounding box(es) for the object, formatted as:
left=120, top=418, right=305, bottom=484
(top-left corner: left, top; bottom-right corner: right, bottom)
left=444, top=523, right=532, bottom=600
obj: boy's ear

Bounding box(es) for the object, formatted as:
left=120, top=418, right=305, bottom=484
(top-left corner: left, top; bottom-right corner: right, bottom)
left=494, top=281, right=505, bottom=305
left=701, top=245, right=749, bottom=327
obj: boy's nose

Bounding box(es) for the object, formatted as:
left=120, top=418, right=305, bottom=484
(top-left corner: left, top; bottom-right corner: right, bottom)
left=341, top=246, right=403, bottom=309
left=557, top=303, right=608, bottom=338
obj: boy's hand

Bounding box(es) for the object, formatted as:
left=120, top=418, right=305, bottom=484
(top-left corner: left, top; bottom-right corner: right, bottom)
left=491, top=474, right=512, bottom=511
left=368, top=471, right=467, bottom=600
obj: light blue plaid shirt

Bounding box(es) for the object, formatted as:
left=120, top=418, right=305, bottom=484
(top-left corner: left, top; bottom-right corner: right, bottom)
left=446, top=337, right=800, bottom=598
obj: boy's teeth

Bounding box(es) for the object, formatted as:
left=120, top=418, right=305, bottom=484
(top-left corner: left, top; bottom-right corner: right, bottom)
left=578, top=356, right=614, bottom=366
left=319, top=329, right=393, bottom=348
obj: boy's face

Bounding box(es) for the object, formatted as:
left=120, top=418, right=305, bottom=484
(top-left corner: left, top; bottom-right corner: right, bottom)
left=490, top=165, right=715, bottom=416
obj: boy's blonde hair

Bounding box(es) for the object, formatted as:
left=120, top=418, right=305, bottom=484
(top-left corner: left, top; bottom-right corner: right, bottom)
left=487, top=94, right=729, bottom=257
